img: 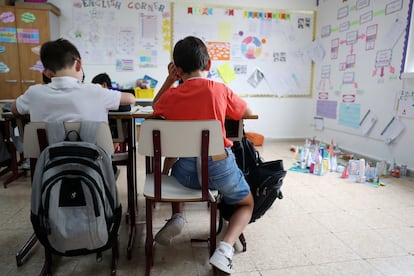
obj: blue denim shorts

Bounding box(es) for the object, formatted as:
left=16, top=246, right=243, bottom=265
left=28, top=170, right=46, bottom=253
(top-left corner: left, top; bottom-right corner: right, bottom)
left=171, top=148, right=250, bottom=205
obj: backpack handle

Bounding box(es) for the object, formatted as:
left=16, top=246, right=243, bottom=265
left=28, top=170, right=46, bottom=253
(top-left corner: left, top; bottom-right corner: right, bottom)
left=64, top=130, right=81, bottom=142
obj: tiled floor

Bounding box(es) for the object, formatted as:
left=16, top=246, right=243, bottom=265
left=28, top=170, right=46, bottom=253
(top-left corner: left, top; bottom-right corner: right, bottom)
left=1, top=140, right=414, bottom=275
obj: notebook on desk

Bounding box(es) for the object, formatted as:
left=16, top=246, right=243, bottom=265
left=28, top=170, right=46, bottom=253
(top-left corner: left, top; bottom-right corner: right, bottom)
left=136, top=105, right=153, bottom=114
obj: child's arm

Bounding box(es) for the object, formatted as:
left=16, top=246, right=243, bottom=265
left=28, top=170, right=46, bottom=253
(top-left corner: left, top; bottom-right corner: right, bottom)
left=153, top=62, right=180, bottom=108
left=120, top=92, right=136, bottom=105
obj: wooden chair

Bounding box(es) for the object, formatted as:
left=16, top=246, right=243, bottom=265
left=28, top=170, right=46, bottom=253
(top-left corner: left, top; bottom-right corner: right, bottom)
left=22, top=121, right=118, bottom=276
left=138, top=119, right=224, bottom=276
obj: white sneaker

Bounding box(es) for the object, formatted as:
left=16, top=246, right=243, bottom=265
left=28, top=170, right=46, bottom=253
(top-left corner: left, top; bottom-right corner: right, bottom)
left=209, top=247, right=234, bottom=274
left=154, top=213, right=185, bottom=246
left=18, top=159, right=30, bottom=170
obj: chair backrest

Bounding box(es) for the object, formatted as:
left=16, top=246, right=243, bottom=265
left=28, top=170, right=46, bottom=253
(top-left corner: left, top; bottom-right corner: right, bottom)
left=23, top=122, right=114, bottom=158
left=138, top=119, right=224, bottom=158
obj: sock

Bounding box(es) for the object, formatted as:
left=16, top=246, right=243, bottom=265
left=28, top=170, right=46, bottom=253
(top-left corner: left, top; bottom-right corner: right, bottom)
left=218, top=241, right=234, bottom=258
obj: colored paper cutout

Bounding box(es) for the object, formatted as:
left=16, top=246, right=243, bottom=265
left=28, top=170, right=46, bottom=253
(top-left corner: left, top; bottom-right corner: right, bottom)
left=17, top=28, right=39, bottom=44
left=217, top=62, right=236, bottom=83
left=247, top=68, right=264, bottom=88
left=0, top=12, right=15, bottom=23
left=0, top=62, right=10, bottom=73
left=316, top=100, right=337, bottom=119
left=218, top=22, right=231, bottom=41
left=31, top=45, right=41, bottom=55
left=380, top=116, right=405, bottom=144
left=241, top=36, right=262, bottom=59
left=29, top=60, right=44, bottom=73
left=116, top=59, right=134, bottom=71
left=21, top=12, right=36, bottom=23
left=0, top=27, right=17, bottom=43
left=206, top=41, right=230, bottom=61
left=338, top=103, right=360, bottom=128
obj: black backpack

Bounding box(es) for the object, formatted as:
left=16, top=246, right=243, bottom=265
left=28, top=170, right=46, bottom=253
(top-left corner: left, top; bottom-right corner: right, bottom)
left=219, top=136, right=287, bottom=223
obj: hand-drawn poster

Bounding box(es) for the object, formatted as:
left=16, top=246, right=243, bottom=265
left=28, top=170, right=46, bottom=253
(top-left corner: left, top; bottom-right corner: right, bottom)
left=173, top=3, right=315, bottom=96
left=396, top=89, right=414, bottom=118
left=315, top=0, right=412, bottom=139
left=65, top=1, right=171, bottom=68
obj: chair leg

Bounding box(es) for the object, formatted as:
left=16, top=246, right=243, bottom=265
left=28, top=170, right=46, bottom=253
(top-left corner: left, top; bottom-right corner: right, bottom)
left=239, top=233, right=247, bottom=252
left=39, top=248, right=52, bottom=276
left=209, top=201, right=217, bottom=257
left=16, top=232, right=38, bottom=267
left=111, top=237, right=119, bottom=276
left=145, top=199, right=154, bottom=276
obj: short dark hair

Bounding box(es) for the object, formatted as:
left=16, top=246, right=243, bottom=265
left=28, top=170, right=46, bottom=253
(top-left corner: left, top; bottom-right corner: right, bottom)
left=40, top=38, right=81, bottom=74
left=173, top=36, right=210, bottom=74
left=91, top=73, right=112, bottom=88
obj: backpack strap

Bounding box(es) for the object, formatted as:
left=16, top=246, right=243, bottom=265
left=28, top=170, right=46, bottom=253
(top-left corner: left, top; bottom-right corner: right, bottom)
left=46, top=121, right=66, bottom=145
left=79, top=121, right=99, bottom=144
left=45, top=121, right=100, bottom=145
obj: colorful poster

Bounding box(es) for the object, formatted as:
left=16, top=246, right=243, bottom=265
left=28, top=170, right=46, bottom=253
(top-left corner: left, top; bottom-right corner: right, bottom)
left=173, top=3, right=315, bottom=96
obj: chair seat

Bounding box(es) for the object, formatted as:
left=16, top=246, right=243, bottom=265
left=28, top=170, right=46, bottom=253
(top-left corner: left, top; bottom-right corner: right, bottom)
left=143, top=174, right=218, bottom=202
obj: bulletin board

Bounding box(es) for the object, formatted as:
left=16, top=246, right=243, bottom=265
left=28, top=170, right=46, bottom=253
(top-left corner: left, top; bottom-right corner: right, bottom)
left=172, top=3, right=316, bottom=96
left=314, top=0, right=412, bottom=141
left=63, top=1, right=172, bottom=70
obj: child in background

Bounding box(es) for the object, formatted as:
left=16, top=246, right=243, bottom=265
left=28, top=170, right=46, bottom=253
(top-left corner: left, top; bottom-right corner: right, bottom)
left=92, top=73, right=132, bottom=112
left=91, top=73, right=112, bottom=89
left=92, top=73, right=132, bottom=177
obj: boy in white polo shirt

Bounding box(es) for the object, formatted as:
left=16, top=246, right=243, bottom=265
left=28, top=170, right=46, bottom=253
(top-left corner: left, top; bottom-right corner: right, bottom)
left=11, top=38, right=135, bottom=121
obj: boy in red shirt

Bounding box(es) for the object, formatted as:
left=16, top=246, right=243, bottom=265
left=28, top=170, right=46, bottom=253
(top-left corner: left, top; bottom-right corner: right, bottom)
left=152, top=36, right=254, bottom=274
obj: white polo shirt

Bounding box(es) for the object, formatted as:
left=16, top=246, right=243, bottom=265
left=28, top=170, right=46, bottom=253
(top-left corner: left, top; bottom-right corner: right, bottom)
left=15, top=76, right=121, bottom=122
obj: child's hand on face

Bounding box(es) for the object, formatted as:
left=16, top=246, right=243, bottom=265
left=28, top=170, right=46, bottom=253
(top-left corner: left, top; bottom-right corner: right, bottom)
left=167, top=62, right=180, bottom=82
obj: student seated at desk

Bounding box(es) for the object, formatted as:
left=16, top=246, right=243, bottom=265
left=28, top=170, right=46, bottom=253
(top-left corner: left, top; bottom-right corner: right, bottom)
left=152, top=36, right=254, bottom=274
left=92, top=73, right=132, bottom=112
left=92, top=72, right=131, bottom=175
left=10, top=38, right=135, bottom=149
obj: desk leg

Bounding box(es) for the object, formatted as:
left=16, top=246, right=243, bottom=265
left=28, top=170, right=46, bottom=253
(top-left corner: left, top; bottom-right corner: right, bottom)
left=126, top=118, right=138, bottom=259
left=3, top=120, right=24, bottom=188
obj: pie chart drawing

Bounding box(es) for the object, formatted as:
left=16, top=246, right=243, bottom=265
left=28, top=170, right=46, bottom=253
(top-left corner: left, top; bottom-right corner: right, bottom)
left=241, top=36, right=262, bottom=59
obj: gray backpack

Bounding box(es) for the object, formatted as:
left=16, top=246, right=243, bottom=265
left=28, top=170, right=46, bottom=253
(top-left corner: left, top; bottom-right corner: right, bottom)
left=30, top=121, right=122, bottom=256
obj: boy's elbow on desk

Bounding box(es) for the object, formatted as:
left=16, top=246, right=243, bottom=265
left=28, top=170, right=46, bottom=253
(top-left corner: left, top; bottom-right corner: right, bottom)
left=244, top=106, right=253, bottom=117
left=10, top=101, right=20, bottom=116
left=120, top=92, right=136, bottom=105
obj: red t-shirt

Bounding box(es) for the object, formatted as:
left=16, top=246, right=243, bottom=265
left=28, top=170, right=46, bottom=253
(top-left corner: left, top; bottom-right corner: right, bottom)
left=153, top=78, right=247, bottom=147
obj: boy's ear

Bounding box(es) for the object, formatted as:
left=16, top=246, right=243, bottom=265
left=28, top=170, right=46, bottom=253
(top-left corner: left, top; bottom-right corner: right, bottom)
left=176, top=66, right=184, bottom=78
left=205, top=59, right=211, bottom=71
left=75, top=59, right=82, bottom=72
left=43, top=69, right=53, bottom=78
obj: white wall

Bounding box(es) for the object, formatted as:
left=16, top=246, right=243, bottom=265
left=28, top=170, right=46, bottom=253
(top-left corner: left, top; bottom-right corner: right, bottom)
left=312, top=0, right=414, bottom=171
left=48, top=0, right=316, bottom=85
left=46, top=1, right=414, bottom=171
left=46, top=0, right=317, bottom=142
